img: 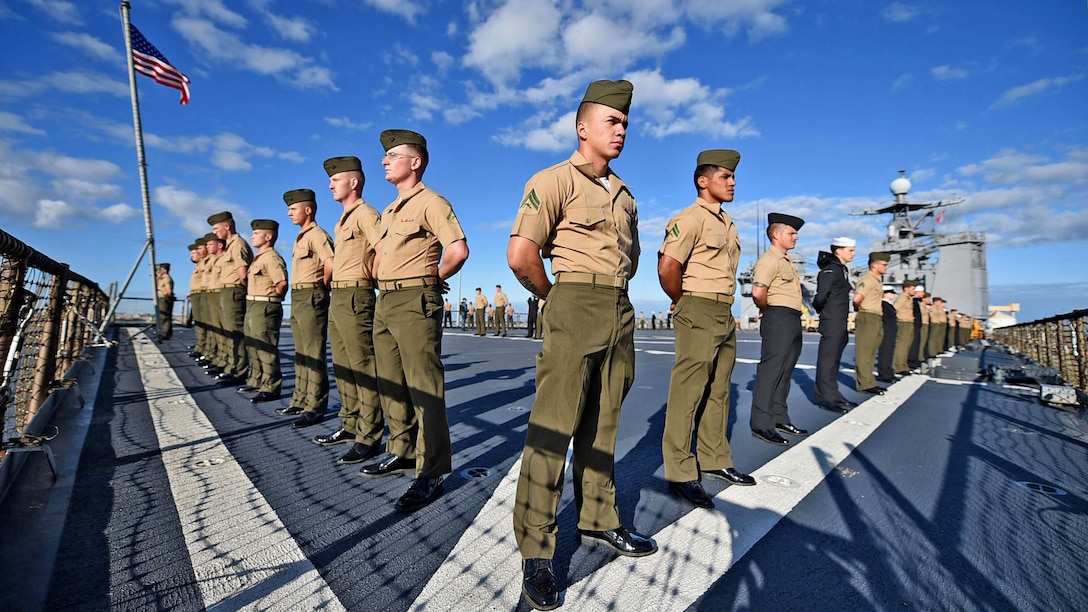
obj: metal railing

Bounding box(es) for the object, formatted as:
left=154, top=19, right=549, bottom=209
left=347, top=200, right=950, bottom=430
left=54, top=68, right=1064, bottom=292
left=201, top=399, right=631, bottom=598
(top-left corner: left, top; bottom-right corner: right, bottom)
left=992, top=309, right=1087, bottom=392
left=1, top=228, right=110, bottom=454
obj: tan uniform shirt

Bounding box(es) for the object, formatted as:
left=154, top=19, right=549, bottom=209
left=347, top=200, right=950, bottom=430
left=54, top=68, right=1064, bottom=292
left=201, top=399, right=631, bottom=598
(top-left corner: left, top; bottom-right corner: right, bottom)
left=511, top=151, right=639, bottom=278
left=930, top=307, right=947, bottom=325
left=206, top=253, right=225, bottom=291
left=475, top=294, right=488, bottom=309
left=247, top=249, right=288, bottom=298
left=334, top=199, right=382, bottom=282
left=218, top=234, right=254, bottom=288
left=893, top=292, right=914, bottom=322
left=854, top=271, right=884, bottom=314
left=494, top=290, right=509, bottom=308
left=157, top=273, right=174, bottom=298
left=753, top=245, right=802, bottom=311
left=377, top=183, right=465, bottom=280
left=190, top=261, right=204, bottom=293
left=919, top=301, right=930, bottom=324
left=659, top=197, right=740, bottom=295
left=292, top=223, right=335, bottom=286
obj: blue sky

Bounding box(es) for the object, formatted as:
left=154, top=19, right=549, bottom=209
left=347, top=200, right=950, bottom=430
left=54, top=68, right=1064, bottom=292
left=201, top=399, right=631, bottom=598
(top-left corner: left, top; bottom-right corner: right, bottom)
left=1, top=0, right=1086, bottom=323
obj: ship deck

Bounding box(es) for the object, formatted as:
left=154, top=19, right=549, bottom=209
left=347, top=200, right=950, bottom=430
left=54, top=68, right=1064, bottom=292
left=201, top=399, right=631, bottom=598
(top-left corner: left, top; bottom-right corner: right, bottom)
left=1, top=325, right=1085, bottom=611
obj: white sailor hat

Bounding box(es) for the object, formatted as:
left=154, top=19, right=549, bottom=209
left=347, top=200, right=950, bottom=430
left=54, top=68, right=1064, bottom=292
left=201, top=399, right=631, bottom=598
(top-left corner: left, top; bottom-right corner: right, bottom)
left=831, top=236, right=856, bottom=247
left=882, top=285, right=895, bottom=292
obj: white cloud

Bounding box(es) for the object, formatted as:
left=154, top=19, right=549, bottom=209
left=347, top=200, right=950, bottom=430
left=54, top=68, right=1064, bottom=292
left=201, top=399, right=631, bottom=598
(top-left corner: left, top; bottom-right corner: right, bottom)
left=364, top=0, right=425, bottom=23
left=36, top=153, right=121, bottom=182
left=0, top=72, right=129, bottom=101
left=34, top=199, right=73, bottom=229
left=154, top=185, right=245, bottom=237
left=264, top=13, right=314, bottom=43
left=626, top=69, right=759, bottom=140
left=463, top=0, right=563, bottom=85
left=97, top=203, right=140, bottom=223
left=562, top=14, right=685, bottom=70
left=892, top=73, right=914, bottom=91
left=172, top=17, right=337, bottom=90
left=931, top=65, right=969, bottom=81
left=20, top=0, right=81, bottom=25
left=51, top=32, right=122, bottom=62
left=162, top=0, right=247, bottom=28
left=991, top=74, right=1084, bottom=109
left=681, top=0, right=791, bottom=40
left=432, top=51, right=455, bottom=72
left=0, top=111, right=46, bottom=135
left=882, top=2, right=924, bottom=23
left=494, top=110, right=576, bottom=152
left=324, top=116, right=372, bottom=131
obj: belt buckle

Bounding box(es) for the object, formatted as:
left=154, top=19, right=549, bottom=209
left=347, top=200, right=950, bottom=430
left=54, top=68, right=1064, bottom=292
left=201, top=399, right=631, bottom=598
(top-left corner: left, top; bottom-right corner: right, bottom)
left=394, top=280, right=404, bottom=290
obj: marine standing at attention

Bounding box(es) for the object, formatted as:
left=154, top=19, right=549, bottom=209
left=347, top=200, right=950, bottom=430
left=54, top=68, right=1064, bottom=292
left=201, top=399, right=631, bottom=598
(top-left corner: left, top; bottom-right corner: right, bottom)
left=877, top=284, right=899, bottom=384
left=507, top=79, right=656, bottom=612
left=749, top=213, right=808, bottom=447
left=892, top=278, right=917, bottom=375
left=853, top=251, right=891, bottom=394
left=200, top=233, right=226, bottom=377
left=659, top=149, right=756, bottom=511
left=929, top=297, right=948, bottom=356
left=525, top=295, right=540, bottom=338
left=241, top=219, right=288, bottom=403
left=812, top=237, right=860, bottom=414
left=208, top=211, right=254, bottom=387
left=156, top=263, right=175, bottom=341
left=473, top=287, right=488, bottom=336
left=493, top=285, right=509, bottom=336
left=308, top=157, right=386, bottom=472
left=359, top=129, right=469, bottom=514
left=187, top=240, right=206, bottom=359
left=277, top=189, right=334, bottom=422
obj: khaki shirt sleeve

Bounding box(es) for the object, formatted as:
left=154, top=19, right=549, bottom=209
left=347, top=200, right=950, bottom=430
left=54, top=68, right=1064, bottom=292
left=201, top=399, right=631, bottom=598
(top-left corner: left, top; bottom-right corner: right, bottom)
left=753, top=251, right=777, bottom=287
left=422, top=195, right=466, bottom=247
left=511, top=168, right=565, bottom=246
left=357, top=206, right=383, bottom=249
left=659, top=214, right=696, bottom=264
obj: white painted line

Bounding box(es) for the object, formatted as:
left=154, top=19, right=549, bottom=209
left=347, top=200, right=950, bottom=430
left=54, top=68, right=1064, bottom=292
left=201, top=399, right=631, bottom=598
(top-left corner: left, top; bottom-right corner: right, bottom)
left=412, top=360, right=928, bottom=610
left=127, top=329, right=345, bottom=612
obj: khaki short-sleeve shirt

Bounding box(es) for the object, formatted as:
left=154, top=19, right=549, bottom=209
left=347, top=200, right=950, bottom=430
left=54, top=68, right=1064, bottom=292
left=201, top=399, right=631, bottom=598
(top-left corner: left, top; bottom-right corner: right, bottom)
left=930, top=307, right=947, bottom=325
left=511, top=151, right=639, bottom=279
left=333, top=199, right=381, bottom=282
left=475, top=294, right=488, bottom=309
left=753, top=245, right=802, bottom=310
left=206, top=253, right=225, bottom=291
left=854, top=271, right=884, bottom=314
left=494, top=290, right=508, bottom=308
left=893, top=292, right=914, bottom=322
left=378, top=182, right=465, bottom=280
left=659, top=198, right=740, bottom=295
left=218, top=234, right=253, bottom=288
left=292, top=223, right=335, bottom=285
left=919, top=301, right=930, bottom=324
left=157, top=273, right=174, bottom=298
left=190, top=263, right=203, bottom=293
left=247, top=249, right=287, bottom=298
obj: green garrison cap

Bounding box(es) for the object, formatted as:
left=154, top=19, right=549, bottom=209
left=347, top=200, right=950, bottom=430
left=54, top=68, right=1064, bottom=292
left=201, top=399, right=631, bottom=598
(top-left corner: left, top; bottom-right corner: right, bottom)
left=869, top=251, right=891, bottom=263
left=933, top=296, right=946, bottom=303
left=903, top=278, right=919, bottom=288
left=207, top=211, right=233, bottom=225
left=283, top=188, right=316, bottom=205
left=187, top=244, right=198, bottom=251
left=379, top=129, right=427, bottom=152
left=767, top=212, right=805, bottom=230
left=204, top=232, right=223, bottom=243
left=251, top=219, right=279, bottom=231
left=697, top=149, right=741, bottom=171
left=323, top=156, right=362, bottom=176
left=157, top=263, right=170, bottom=271
left=581, top=79, right=634, bottom=114
left=195, top=236, right=207, bottom=246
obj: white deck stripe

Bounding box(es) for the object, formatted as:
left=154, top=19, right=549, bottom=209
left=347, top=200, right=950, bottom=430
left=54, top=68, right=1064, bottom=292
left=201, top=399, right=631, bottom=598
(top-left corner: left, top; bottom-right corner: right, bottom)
left=128, top=330, right=345, bottom=611
left=413, top=373, right=928, bottom=611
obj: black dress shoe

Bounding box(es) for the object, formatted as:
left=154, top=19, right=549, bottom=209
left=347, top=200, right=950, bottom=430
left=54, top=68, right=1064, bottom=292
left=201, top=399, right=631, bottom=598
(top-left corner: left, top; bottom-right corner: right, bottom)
left=291, top=411, right=325, bottom=429
left=702, top=467, right=756, bottom=486
left=752, top=428, right=790, bottom=446
left=337, top=442, right=381, bottom=465
left=522, top=558, right=561, bottom=611
left=816, top=400, right=849, bottom=414
left=578, top=526, right=657, bottom=557
left=275, top=405, right=304, bottom=416
left=841, top=399, right=859, bottom=408
left=776, top=422, right=809, bottom=436
left=859, top=386, right=886, bottom=395
left=668, top=480, right=714, bottom=508
left=236, top=385, right=258, bottom=393
left=394, top=476, right=443, bottom=513
left=250, top=392, right=279, bottom=403
left=358, top=454, right=414, bottom=478
left=875, top=376, right=897, bottom=383
left=312, top=428, right=354, bottom=446
left=216, top=375, right=244, bottom=387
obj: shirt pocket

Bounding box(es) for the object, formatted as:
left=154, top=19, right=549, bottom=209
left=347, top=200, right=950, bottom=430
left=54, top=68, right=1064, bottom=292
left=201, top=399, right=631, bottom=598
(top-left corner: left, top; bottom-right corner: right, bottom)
left=567, top=206, right=606, bottom=229
left=395, top=221, right=422, bottom=237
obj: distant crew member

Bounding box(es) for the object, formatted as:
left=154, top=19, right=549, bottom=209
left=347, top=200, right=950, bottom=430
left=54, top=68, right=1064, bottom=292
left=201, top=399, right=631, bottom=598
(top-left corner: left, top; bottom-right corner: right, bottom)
left=443, top=298, right=454, bottom=328
left=459, top=298, right=469, bottom=330
left=201, top=233, right=226, bottom=377
left=208, top=211, right=254, bottom=386
left=187, top=239, right=206, bottom=358
left=853, top=252, right=890, bottom=393
left=749, top=213, right=808, bottom=446
left=929, top=297, right=948, bottom=355
left=525, top=295, right=540, bottom=338
left=812, top=236, right=859, bottom=413
left=474, top=287, right=488, bottom=335
left=876, top=285, right=898, bottom=383
left=242, top=219, right=287, bottom=403
left=908, top=284, right=928, bottom=369
left=508, top=79, right=656, bottom=611
left=493, top=285, right=509, bottom=336
left=659, top=148, right=755, bottom=510
left=948, top=309, right=960, bottom=348
left=892, top=278, right=917, bottom=375
left=156, top=263, right=175, bottom=341
left=278, top=189, right=334, bottom=421
left=359, top=129, right=469, bottom=515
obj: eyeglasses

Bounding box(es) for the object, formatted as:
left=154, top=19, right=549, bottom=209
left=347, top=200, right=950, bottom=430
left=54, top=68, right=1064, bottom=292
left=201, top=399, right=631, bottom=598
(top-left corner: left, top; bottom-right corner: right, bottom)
left=382, top=151, right=417, bottom=162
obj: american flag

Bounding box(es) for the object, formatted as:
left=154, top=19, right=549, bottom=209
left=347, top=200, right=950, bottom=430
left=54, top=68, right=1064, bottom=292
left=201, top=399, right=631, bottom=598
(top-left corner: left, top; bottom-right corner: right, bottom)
left=130, top=24, right=190, bottom=105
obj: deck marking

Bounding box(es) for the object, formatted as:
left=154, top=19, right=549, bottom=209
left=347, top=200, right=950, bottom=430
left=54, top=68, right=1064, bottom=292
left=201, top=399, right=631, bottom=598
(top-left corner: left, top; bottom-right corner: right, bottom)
left=412, top=372, right=928, bottom=611
left=128, top=329, right=345, bottom=611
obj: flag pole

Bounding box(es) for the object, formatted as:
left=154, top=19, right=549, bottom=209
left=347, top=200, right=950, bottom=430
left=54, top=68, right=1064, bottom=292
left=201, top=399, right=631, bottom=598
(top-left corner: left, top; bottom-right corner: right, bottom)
left=118, top=0, right=162, bottom=339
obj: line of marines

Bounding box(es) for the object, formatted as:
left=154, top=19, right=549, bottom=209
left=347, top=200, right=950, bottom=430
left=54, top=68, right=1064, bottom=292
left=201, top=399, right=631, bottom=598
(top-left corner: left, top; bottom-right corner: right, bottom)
left=173, top=80, right=974, bottom=611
